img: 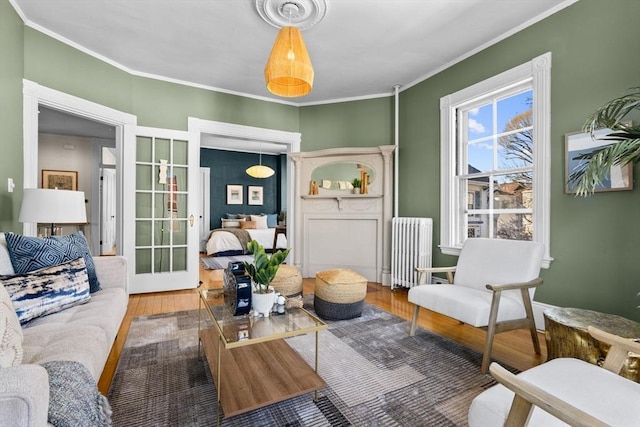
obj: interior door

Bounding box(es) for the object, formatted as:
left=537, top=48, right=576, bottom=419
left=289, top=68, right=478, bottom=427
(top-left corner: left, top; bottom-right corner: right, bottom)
left=123, top=126, right=199, bottom=293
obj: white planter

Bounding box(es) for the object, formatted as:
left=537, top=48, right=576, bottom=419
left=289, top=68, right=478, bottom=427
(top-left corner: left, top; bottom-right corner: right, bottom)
left=352, top=188, right=361, bottom=194
left=252, top=289, right=275, bottom=317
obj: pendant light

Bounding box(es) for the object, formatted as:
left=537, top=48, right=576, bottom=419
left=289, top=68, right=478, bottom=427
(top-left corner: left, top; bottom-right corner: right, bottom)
left=264, top=24, right=313, bottom=97
left=258, top=0, right=326, bottom=98
left=246, top=143, right=275, bottom=178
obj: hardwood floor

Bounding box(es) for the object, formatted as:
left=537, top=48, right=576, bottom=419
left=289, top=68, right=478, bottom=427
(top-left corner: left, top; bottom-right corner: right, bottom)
left=98, top=260, right=547, bottom=394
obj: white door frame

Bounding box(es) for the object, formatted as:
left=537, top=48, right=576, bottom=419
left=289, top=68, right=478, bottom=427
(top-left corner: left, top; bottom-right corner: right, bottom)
left=188, top=118, right=301, bottom=263
left=22, top=80, right=136, bottom=253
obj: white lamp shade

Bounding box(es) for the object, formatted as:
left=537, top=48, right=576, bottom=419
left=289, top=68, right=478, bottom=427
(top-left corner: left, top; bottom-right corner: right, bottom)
left=19, top=188, right=87, bottom=224
left=246, top=164, right=275, bottom=179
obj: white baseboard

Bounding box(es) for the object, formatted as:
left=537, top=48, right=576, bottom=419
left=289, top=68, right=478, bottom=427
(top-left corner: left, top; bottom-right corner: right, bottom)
left=533, top=300, right=556, bottom=331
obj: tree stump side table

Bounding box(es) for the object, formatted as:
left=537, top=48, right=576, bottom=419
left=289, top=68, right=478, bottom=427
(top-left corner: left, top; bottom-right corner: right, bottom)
left=544, top=307, right=640, bottom=383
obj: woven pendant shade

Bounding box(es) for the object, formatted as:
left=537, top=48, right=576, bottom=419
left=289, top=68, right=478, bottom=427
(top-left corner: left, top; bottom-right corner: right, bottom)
left=264, top=26, right=314, bottom=97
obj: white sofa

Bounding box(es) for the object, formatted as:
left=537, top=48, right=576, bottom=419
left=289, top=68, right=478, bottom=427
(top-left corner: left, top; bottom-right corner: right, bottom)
left=0, top=235, right=128, bottom=427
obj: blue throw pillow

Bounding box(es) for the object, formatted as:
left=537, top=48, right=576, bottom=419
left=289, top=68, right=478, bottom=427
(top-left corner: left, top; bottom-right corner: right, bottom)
left=1, top=257, right=90, bottom=324
left=262, top=213, right=278, bottom=228
left=5, top=232, right=101, bottom=293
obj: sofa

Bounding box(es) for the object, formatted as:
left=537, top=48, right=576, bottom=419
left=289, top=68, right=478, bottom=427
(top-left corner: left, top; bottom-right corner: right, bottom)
left=0, top=232, right=128, bottom=427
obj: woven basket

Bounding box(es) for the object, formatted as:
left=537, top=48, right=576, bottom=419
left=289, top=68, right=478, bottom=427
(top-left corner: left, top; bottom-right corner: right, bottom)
left=314, top=269, right=367, bottom=304
left=271, top=265, right=303, bottom=297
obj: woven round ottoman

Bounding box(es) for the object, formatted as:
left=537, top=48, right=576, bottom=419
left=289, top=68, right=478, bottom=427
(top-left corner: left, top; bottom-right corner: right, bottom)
left=271, top=264, right=303, bottom=298
left=314, top=269, right=367, bottom=320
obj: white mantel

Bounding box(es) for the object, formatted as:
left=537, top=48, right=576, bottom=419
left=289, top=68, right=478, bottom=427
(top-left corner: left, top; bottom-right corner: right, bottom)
left=289, top=145, right=395, bottom=284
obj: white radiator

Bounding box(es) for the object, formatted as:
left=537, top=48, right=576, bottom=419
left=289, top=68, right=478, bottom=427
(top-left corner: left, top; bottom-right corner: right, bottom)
left=391, top=217, right=432, bottom=289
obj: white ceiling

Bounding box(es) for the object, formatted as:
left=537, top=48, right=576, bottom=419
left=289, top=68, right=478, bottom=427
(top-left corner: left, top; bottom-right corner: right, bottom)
left=13, top=0, right=577, bottom=107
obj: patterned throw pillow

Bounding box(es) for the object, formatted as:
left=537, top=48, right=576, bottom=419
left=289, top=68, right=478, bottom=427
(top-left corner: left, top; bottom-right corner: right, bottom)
left=0, top=284, right=23, bottom=367
left=1, top=258, right=91, bottom=324
left=5, top=232, right=101, bottom=293
left=43, top=360, right=112, bottom=427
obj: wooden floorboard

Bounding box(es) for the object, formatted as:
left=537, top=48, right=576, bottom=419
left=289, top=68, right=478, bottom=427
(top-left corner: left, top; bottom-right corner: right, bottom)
left=98, top=258, right=546, bottom=394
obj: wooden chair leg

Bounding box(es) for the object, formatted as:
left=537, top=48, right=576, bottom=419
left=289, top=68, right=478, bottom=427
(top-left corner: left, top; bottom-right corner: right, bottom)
left=504, top=395, right=534, bottom=427
left=409, top=305, right=420, bottom=336
left=521, top=289, right=541, bottom=355
left=482, top=291, right=502, bottom=373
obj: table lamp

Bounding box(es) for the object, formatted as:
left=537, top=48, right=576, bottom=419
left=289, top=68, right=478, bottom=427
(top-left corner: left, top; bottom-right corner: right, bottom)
left=19, top=188, right=87, bottom=236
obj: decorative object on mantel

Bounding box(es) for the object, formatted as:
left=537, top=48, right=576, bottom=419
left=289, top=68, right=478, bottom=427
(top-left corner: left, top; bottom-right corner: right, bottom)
left=351, top=178, right=361, bottom=194
left=258, top=0, right=328, bottom=98
left=308, top=180, right=319, bottom=195
left=360, top=170, right=368, bottom=194
left=568, top=86, right=639, bottom=196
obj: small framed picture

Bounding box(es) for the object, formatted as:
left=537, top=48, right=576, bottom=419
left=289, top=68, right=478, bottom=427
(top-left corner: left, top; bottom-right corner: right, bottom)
left=226, top=184, right=243, bottom=205
left=565, top=125, right=634, bottom=194
left=42, top=169, right=78, bottom=191
left=248, top=186, right=263, bottom=206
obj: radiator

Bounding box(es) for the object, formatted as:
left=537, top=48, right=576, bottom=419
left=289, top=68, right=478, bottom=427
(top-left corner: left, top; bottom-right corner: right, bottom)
left=391, top=217, right=432, bottom=289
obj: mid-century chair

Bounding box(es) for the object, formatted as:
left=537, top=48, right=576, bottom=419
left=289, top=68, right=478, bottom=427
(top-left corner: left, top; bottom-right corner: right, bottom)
left=469, top=326, right=640, bottom=426
left=408, top=238, right=545, bottom=372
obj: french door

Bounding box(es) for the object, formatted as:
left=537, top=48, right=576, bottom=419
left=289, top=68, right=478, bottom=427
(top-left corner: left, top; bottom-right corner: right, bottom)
left=123, top=126, right=199, bottom=293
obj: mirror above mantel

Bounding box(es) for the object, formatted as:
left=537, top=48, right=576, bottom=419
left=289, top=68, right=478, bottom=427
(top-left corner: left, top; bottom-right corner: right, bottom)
left=310, top=161, right=375, bottom=194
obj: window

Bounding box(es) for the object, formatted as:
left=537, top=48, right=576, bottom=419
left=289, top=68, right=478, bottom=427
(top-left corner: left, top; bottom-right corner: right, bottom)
left=440, top=53, right=552, bottom=267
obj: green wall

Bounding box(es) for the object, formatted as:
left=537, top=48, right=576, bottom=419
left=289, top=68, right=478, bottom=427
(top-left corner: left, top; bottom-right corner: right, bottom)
left=299, top=97, right=394, bottom=150
left=0, top=0, right=24, bottom=232
left=400, top=0, right=640, bottom=320
left=2, top=0, right=639, bottom=319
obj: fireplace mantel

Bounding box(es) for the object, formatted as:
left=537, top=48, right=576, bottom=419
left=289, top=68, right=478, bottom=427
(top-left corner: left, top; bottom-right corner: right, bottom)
left=289, top=145, right=395, bottom=284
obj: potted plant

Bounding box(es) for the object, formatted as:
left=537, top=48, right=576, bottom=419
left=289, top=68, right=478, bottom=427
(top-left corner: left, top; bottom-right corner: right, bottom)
left=351, top=178, right=362, bottom=194
left=243, top=240, right=290, bottom=316
left=277, top=211, right=286, bottom=226
left=570, top=87, right=640, bottom=196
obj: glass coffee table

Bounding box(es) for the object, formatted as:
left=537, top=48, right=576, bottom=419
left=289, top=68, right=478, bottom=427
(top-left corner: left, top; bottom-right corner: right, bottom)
left=198, top=288, right=327, bottom=421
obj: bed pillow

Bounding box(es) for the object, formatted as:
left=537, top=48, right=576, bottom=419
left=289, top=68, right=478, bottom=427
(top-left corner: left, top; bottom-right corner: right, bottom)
left=1, top=257, right=90, bottom=324
left=240, top=221, right=256, bottom=229
left=226, top=213, right=240, bottom=219
left=5, top=232, right=100, bottom=293
left=250, top=215, right=268, bottom=229
left=262, top=213, right=278, bottom=228
left=0, top=284, right=23, bottom=367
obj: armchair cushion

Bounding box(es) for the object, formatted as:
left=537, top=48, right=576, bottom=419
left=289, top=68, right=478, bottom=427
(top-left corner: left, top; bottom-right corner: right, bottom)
left=468, top=358, right=640, bottom=426
left=454, top=238, right=544, bottom=298
left=0, top=284, right=23, bottom=367
left=409, top=284, right=526, bottom=327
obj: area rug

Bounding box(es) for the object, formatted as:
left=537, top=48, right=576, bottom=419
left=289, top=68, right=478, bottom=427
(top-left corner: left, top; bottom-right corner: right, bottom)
left=200, top=255, right=253, bottom=270
left=108, top=300, right=511, bottom=426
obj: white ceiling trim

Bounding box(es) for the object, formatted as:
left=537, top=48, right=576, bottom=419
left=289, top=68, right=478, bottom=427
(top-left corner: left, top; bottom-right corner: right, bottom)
left=400, top=0, right=581, bottom=93
left=10, top=0, right=581, bottom=107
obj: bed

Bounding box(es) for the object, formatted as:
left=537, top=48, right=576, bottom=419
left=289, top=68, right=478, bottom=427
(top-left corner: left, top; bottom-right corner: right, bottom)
left=205, top=228, right=287, bottom=256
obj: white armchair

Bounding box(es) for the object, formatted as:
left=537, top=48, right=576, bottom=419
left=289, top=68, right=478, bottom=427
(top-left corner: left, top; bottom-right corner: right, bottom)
left=469, top=326, right=640, bottom=426
left=408, top=238, right=545, bottom=372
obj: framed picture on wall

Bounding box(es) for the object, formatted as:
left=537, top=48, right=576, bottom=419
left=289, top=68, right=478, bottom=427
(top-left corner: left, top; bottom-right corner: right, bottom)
left=226, top=184, right=243, bottom=205
left=248, top=186, right=263, bottom=205
left=42, top=169, right=78, bottom=191
left=565, top=125, right=634, bottom=194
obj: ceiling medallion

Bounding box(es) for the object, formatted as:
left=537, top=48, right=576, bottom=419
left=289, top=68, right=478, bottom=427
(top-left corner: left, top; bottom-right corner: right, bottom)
left=256, top=0, right=328, bottom=30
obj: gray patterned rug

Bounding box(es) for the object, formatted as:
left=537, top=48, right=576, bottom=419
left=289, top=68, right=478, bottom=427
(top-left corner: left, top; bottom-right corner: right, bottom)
left=107, top=300, right=509, bottom=426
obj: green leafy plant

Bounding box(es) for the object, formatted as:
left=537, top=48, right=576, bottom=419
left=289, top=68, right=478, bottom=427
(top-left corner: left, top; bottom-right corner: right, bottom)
left=277, top=211, right=286, bottom=222
left=243, top=240, right=290, bottom=294
left=351, top=178, right=362, bottom=188
left=569, top=87, right=640, bottom=196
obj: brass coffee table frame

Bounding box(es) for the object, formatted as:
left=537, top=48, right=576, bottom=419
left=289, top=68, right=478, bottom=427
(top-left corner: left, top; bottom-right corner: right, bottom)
left=198, top=288, right=327, bottom=423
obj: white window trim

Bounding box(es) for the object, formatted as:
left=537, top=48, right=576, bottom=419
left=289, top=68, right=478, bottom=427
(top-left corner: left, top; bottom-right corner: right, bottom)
left=439, top=52, right=553, bottom=268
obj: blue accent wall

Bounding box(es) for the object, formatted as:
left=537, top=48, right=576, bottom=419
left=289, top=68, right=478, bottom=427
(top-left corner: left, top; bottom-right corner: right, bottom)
left=200, top=148, right=283, bottom=230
